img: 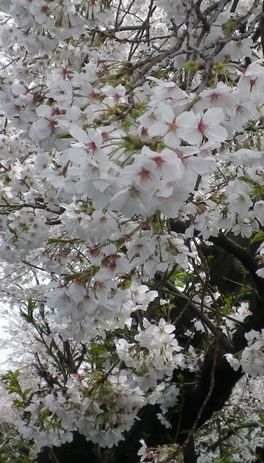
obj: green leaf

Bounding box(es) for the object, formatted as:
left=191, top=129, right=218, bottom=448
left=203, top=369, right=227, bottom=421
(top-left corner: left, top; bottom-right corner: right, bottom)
left=259, top=411, right=264, bottom=425
left=250, top=231, right=264, bottom=244
left=121, top=136, right=144, bottom=151
left=183, top=60, right=199, bottom=73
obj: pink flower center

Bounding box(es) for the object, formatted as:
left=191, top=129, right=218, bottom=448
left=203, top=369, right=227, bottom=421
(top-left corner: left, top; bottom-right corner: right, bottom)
left=51, top=108, right=66, bottom=116
left=107, top=255, right=118, bottom=271
left=209, top=92, right=221, bottom=103
left=138, top=167, right=151, bottom=181
left=168, top=119, right=177, bottom=132
left=140, top=127, right=148, bottom=138
left=86, top=141, right=97, bottom=152
left=41, top=5, right=49, bottom=14
left=197, top=118, right=208, bottom=134
left=60, top=67, right=70, bottom=79
left=152, top=156, right=165, bottom=168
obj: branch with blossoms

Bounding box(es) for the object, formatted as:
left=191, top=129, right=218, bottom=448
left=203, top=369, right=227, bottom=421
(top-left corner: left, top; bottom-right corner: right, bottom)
left=0, top=1, right=264, bottom=463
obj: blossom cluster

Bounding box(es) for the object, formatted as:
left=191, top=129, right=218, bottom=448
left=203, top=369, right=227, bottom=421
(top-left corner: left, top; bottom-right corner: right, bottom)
left=226, top=329, right=264, bottom=378
left=0, top=0, right=263, bottom=461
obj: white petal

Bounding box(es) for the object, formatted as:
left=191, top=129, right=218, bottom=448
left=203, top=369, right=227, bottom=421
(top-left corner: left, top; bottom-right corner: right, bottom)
left=205, top=124, right=228, bottom=141
left=176, top=111, right=197, bottom=128
left=178, top=128, right=202, bottom=145
left=203, top=107, right=224, bottom=125
left=164, top=132, right=180, bottom=148
left=29, top=119, right=52, bottom=142
left=69, top=125, right=89, bottom=143
left=148, top=121, right=167, bottom=137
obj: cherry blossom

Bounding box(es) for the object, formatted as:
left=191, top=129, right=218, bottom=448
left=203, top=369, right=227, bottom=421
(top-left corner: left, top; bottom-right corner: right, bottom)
left=0, top=2, right=264, bottom=463
left=176, top=108, right=228, bottom=147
